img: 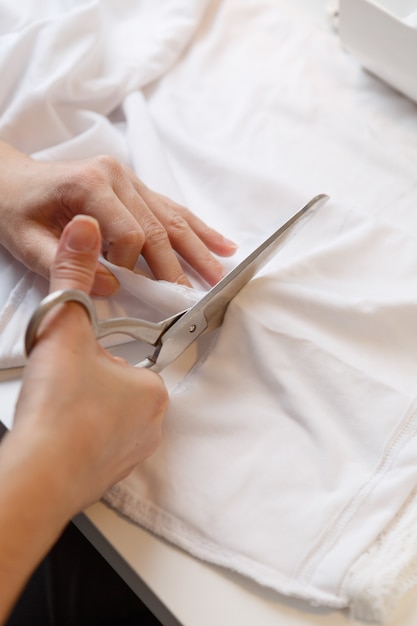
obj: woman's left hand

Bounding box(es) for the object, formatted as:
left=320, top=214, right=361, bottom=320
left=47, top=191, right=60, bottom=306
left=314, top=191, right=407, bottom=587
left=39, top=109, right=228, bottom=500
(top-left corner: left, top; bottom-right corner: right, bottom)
left=0, top=142, right=237, bottom=295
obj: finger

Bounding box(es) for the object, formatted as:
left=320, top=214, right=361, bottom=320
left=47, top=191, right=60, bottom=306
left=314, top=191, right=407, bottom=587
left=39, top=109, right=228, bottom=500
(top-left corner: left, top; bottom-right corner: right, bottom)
left=5, top=225, right=119, bottom=296
left=140, top=217, right=193, bottom=287
left=141, top=198, right=233, bottom=285
left=104, top=176, right=192, bottom=286
left=132, top=185, right=237, bottom=285
left=28, top=216, right=102, bottom=356
left=82, top=160, right=232, bottom=286
left=84, top=191, right=145, bottom=270
left=176, top=208, right=238, bottom=257
left=50, top=215, right=101, bottom=294
left=145, top=212, right=224, bottom=286
left=101, top=213, right=145, bottom=270
left=92, top=263, right=120, bottom=297
left=141, top=187, right=238, bottom=257
left=68, top=157, right=146, bottom=270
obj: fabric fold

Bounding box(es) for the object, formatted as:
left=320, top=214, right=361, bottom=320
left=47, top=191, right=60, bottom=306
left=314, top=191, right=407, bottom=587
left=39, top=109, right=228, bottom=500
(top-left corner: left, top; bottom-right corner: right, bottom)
left=105, top=205, right=417, bottom=620
left=2, top=0, right=417, bottom=622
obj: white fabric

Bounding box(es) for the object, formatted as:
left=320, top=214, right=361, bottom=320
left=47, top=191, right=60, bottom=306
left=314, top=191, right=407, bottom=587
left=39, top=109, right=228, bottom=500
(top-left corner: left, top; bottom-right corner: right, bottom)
left=1, top=0, right=417, bottom=622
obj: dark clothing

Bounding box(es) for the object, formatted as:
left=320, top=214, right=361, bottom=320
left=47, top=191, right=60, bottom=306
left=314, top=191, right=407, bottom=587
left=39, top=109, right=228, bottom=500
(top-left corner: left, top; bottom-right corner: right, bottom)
left=6, top=522, right=162, bottom=626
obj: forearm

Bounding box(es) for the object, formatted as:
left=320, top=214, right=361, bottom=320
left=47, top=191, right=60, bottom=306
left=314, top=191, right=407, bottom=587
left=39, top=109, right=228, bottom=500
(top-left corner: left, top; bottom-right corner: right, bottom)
left=0, top=212, right=168, bottom=624
left=0, top=426, right=72, bottom=623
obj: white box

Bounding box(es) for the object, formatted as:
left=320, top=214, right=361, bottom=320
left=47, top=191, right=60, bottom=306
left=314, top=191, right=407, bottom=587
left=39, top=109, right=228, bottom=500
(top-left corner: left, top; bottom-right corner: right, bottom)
left=339, top=0, right=417, bottom=103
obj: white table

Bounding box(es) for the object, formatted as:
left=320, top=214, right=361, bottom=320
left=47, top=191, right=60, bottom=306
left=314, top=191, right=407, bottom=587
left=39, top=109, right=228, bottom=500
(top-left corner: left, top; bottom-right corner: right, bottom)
left=3, top=1, right=417, bottom=624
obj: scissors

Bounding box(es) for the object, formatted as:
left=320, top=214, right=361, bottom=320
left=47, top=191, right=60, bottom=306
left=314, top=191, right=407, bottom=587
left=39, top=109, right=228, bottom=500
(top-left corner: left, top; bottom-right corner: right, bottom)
left=25, top=193, right=328, bottom=372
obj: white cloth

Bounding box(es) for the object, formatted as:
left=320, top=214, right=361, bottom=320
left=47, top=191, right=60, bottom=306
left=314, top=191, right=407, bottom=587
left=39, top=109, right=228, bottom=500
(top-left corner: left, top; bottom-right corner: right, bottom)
left=1, top=0, right=417, bottom=622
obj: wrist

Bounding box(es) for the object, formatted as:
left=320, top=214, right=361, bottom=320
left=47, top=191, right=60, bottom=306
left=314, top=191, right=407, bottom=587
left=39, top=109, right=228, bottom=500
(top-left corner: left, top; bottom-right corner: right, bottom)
left=0, top=421, right=78, bottom=531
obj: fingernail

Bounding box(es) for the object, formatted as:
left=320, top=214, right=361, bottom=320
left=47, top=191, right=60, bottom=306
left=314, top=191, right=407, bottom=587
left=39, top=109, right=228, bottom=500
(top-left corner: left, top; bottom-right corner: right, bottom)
left=92, top=268, right=120, bottom=296
left=64, top=216, right=99, bottom=252
left=177, top=275, right=193, bottom=288
left=222, top=236, right=238, bottom=249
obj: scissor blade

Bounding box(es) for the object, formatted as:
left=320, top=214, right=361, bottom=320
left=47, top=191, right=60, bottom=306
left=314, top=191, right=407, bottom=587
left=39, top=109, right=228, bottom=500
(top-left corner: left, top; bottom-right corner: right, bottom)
left=150, top=193, right=329, bottom=372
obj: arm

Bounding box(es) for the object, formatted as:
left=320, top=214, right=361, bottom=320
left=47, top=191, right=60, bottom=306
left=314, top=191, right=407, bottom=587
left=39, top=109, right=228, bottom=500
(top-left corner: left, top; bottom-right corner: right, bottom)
left=0, top=140, right=236, bottom=294
left=0, top=216, right=168, bottom=623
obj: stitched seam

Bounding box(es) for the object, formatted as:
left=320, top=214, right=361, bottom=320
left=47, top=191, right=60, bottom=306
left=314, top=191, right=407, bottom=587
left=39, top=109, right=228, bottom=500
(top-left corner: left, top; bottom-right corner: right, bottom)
left=296, top=399, right=417, bottom=585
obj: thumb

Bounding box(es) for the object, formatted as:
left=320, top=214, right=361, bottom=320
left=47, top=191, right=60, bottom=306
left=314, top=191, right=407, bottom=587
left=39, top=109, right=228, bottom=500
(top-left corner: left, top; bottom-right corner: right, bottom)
left=50, top=215, right=101, bottom=294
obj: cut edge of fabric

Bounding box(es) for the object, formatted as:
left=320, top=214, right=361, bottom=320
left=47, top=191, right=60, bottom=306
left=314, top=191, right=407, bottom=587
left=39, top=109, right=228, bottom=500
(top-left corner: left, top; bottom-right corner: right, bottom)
left=343, top=484, right=417, bottom=623
left=103, top=483, right=348, bottom=611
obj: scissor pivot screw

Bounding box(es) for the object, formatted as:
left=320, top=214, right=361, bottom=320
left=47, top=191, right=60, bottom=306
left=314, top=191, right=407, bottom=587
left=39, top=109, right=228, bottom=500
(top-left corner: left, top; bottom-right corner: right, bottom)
left=189, top=324, right=197, bottom=333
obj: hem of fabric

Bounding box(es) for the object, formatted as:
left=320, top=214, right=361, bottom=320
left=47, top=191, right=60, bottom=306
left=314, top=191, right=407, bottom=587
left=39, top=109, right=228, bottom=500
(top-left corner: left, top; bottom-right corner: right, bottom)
left=343, top=484, right=417, bottom=623
left=103, top=483, right=348, bottom=611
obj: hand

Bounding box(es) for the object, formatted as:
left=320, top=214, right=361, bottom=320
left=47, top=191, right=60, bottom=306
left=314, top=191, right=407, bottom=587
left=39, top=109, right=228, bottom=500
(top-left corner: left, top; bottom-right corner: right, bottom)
left=0, top=141, right=237, bottom=295
left=0, top=215, right=168, bottom=619
left=13, top=215, right=168, bottom=515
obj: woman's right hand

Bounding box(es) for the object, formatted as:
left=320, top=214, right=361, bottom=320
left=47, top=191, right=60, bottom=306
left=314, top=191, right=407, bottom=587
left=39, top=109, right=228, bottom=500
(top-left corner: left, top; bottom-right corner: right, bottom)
left=13, top=215, right=168, bottom=517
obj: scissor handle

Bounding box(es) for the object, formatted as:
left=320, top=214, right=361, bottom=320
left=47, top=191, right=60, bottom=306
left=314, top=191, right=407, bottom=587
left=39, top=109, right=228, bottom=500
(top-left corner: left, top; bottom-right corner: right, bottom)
left=24, top=289, right=181, bottom=370
left=25, top=289, right=98, bottom=357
